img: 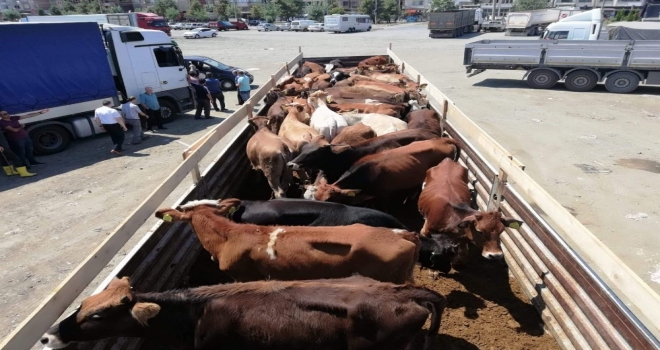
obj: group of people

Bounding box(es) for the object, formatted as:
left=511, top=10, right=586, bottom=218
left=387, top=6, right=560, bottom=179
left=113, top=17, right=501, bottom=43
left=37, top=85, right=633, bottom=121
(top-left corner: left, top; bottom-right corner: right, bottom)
left=0, top=109, right=48, bottom=177
left=187, top=64, right=251, bottom=119
left=93, top=87, right=167, bottom=156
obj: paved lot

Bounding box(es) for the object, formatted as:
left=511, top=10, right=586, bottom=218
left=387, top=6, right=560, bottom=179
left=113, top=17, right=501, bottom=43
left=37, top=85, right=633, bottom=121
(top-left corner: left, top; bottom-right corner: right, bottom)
left=2, top=22, right=659, bottom=345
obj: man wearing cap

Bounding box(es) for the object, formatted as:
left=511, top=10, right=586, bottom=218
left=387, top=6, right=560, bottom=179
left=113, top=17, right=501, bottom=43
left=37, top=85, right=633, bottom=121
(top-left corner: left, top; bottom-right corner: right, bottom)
left=121, top=96, right=149, bottom=145
left=94, top=100, right=127, bottom=155
left=138, top=87, right=167, bottom=132
left=0, top=108, right=48, bottom=168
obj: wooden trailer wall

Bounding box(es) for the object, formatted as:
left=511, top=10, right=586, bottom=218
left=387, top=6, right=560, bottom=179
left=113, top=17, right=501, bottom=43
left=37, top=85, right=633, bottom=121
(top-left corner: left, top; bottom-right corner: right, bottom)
left=1, top=47, right=659, bottom=350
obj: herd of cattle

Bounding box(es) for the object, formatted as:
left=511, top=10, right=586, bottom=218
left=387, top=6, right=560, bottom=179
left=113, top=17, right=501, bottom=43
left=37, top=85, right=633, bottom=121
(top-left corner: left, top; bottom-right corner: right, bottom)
left=40, top=56, right=525, bottom=350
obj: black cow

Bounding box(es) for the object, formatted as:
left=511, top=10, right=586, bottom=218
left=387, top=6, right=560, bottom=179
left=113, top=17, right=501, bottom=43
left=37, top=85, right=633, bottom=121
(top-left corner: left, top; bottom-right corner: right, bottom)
left=418, top=234, right=457, bottom=274
left=177, top=198, right=409, bottom=229
left=287, top=129, right=441, bottom=183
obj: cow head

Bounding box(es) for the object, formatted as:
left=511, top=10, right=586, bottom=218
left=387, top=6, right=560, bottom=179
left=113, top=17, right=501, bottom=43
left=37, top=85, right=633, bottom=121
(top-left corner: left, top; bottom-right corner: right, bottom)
left=248, top=116, right=277, bottom=133
left=457, top=212, right=523, bottom=259
left=287, top=135, right=344, bottom=170
left=263, top=89, right=285, bottom=105
left=40, top=277, right=159, bottom=349
left=307, top=178, right=362, bottom=203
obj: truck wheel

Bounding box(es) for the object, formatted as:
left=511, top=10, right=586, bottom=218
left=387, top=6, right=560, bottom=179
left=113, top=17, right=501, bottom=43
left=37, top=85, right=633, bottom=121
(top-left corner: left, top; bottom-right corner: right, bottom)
left=159, top=100, right=178, bottom=122
left=565, top=70, right=598, bottom=92
left=604, top=72, right=640, bottom=94
left=30, top=125, right=71, bottom=155
left=527, top=69, right=559, bottom=89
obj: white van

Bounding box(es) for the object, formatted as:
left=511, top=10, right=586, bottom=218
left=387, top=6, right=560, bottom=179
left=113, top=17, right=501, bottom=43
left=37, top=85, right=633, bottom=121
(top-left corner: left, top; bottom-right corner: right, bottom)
left=324, top=14, right=372, bottom=33
left=290, top=20, right=316, bottom=31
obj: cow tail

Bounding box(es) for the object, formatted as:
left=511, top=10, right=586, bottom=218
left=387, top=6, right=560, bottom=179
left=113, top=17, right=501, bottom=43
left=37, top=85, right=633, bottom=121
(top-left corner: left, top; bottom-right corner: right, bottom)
left=419, top=290, right=446, bottom=350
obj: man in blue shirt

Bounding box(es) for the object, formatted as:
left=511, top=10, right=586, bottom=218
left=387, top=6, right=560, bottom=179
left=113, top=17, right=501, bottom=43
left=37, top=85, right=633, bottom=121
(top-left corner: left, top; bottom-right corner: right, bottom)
left=138, top=87, right=167, bottom=131
left=205, top=73, right=227, bottom=112
left=237, top=71, right=251, bottom=105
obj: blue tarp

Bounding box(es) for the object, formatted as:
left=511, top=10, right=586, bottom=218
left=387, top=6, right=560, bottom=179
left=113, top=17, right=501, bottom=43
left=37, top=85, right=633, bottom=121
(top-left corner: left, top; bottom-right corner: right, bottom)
left=0, top=22, right=116, bottom=114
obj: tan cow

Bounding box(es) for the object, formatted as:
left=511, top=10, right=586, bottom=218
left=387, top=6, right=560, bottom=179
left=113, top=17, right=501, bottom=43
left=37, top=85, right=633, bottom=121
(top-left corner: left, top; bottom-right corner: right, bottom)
left=418, top=158, right=523, bottom=264
left=278, top=105, right=319, bottom=152
left=327, top=101, right=404, bottom=118
left=246, top=116, right=295, bottom=198
left=357, top=55, right=389, bottom=69
left=331, top=123, right=376, bottom=145
left=155, top=201, right=421, bottom=284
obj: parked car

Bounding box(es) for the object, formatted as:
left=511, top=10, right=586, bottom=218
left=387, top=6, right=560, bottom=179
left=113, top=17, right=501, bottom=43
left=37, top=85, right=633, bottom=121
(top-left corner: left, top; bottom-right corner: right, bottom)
left=280, top=22, right=291, bottom=31
left=248, top=19, right=260, bottom=26
left=230, top=20, right=249, bottom=30
left=183, top=28, right=218, bottom=39
left=257, top=23, right=281, bottom=31
left=308, top=23, right=324, bottom=32
left=218, top=21, right=236, bottom=30
left=171, top=22, right=185, bottom=30
left=181, top=23, right=194, bottom=30
left=184, top=56, right=255, bottom=90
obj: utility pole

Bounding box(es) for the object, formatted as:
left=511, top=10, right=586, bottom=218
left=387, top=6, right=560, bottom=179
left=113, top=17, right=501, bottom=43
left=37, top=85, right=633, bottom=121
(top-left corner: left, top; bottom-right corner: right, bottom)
left=374, top=0, right=377, bottom=23
left=491, top=0, right=496, bottom=20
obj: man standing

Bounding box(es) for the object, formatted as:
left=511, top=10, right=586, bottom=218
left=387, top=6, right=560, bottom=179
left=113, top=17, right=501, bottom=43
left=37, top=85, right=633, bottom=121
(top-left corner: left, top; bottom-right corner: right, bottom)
left=94, top=100, right=127, bottom=156
left=204, top=73, right=227, bottom=112
left=237, top=71, right=251, bottom=105
left=121, top=96, right=149, bottom=145
left=0, top=108, right=48, bottom=168
left=139, top=87, right=167, bottom=131
left=232, top=70, right=244, bottom=106
left=192, top=79, right=212, bottom=120
left=0, top=130, right=35, bottom=177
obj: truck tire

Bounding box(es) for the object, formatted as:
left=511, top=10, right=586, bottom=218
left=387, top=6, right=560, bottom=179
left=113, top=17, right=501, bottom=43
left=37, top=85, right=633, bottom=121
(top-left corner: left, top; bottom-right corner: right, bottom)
left=159, top=100, right=178, bottom=122
left=564, top=70, right=598, bottom=92
left=527, top=69, right=559, bottom=89
left=604, top=72, right=640, bottom=94
left=30, top=124, right=71, bottom=155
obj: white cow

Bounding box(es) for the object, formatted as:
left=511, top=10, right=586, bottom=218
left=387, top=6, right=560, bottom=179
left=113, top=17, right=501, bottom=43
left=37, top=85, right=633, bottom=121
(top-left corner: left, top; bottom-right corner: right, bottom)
left=307, top=92, right=348, bottom=142
left=341, top=112, right=408, bottom=136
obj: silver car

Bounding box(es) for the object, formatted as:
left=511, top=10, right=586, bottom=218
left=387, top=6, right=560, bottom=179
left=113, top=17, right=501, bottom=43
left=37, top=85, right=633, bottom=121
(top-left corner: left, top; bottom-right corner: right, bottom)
left=257, top=23, right=281, bottom=31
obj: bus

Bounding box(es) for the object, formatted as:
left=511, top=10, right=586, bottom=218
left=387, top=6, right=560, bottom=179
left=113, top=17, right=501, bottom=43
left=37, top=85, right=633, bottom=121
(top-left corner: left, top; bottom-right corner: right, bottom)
left=324, top=14, right=372, bottom=33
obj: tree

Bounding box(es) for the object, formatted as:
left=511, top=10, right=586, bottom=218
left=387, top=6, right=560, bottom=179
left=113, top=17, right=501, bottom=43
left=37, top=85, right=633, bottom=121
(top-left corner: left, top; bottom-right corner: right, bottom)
left=37, top=8, right=46, bottom=15
left=61, top=0, right=76, bottom=13
left=88, top=1, right=101, bottom=14
left=165, top=7, right=180, bottom=21
left=75, top=1, right=90, bottom=14
left=2, top=9, right=21, bottom=21
left=273, top=0, right=304, bottom=21
left=328, top=4, right=344, bottom=14
left=263, top=2, right=281, bottom=22
left=215, top=0, right=229, bottom=20
left=152, top=0, right=178, bottom=16
left=50, top=5, right=63, bottom=15
left=382, top=0, right=400, bottom=22
left=429, top=0, right=455, bottom=12
left=511, top=0, right=546, bottom=11
left=251, top=4, right=264, bottom=19
left=359, top=0, right=383, bottom=23
left=306, top=1, right=327, bottom=21
left=613, top=9, right=625, bottom=22
left=625, top=9, right=640, bottom=21
left=107, top=5, right=123, bottom=13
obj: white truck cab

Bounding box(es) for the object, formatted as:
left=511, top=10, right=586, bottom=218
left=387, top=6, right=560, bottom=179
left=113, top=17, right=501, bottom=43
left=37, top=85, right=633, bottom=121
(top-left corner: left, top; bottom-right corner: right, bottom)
left=542, top=9, right=603, bottom=40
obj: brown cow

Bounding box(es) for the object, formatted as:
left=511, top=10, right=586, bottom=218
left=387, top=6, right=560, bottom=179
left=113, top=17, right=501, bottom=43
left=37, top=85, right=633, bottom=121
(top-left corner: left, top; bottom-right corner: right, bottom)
left=327, top=101, right=404, bottom=118
left=278, top=105, right=318, bottom=152
left=406, top=109, right=444, bottom=136
left=293, top=61, right=326, bottom=77
left=331, top=123, right=376, bottom=145
left=304, top=138, right=461, bottom=203
left=41, top=276, right=445, bottom=350
left=358, top=55, right=389, bottom=69
left=326, top=85, right=406, bottom=104
left=155, top=201, right=420, bottom=284
left=246, top=116, right=294, bottom=198
left=418, top=158, right=523, bottom=264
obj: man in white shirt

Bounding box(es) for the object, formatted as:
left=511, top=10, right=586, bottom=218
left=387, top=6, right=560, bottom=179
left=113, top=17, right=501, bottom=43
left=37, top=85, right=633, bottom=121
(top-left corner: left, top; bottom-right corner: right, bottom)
left=121, top=96, right=149, bottom=145
left=94, top=100, right=127, bottom=155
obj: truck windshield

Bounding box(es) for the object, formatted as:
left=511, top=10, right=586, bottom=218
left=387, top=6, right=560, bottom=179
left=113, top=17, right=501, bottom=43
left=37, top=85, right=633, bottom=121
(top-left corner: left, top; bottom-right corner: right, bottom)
left=151, top=20, right=168, bottom=28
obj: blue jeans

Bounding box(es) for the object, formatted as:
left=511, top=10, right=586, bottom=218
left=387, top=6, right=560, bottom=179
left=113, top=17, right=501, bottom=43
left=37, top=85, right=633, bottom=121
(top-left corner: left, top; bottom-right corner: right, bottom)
left=239, top=90, right=250, bottom=103
left=9, top=137, right=37, bottom=166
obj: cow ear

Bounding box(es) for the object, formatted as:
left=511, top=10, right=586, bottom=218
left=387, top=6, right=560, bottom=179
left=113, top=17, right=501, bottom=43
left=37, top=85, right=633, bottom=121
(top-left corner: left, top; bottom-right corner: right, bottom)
left=501, top=217, right=523, bottom=230
left=457, top=215, right=477, bottom=229
left=131, top=303, right=161, bottom=326
left=419, top=83, right=428, bottom=90
left=318, top=176, right=328, bottom=185
left=155, top=208, right=190, bottom=222
left=296, top=105, right=305, bottom=113
left=330, top=144, right=350, bottom=153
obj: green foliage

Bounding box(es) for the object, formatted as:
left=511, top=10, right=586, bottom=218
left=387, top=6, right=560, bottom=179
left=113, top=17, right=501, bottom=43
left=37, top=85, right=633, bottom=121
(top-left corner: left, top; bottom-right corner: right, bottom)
left=2, top=9, right=21, bottom=21
left=88, top=1, right=101, bottom=14
left=37, top=8, right=46, bottom=15
left=225, top=3, right=238, bottom=19
left=215, top=0, right=229, bottom=20
left=625, top=9, right=640, bottom=21
left=511, top=0, right=546, bottom=11
left=165, top=7, right=180, bottom=20
left=250, top=4, right=264, bottom=19
left=191, top=9, right=208, bottom=20
left=328, top=4, right=344, bottom=14
left=263, top=2, right=281, bottom=22
left=49, top=5, right=63, bottom=15
left=190, top=0, right=204, bottom=13
left=359, top=0, right=385, bottom=22
left=613, top=9, right=625, bottom=22
left=75, top=1, right=90, bottom=14
left=61, top=0, right=76, bottom=12
left=273, top=0, right=304, bottom=21
left=382, top=0, right=400, bottom=22
left=152, top=0, right=178, bottom=16
left=429, top=0, right=456, bottom=12
left=306, top=1, right=328, bottom=21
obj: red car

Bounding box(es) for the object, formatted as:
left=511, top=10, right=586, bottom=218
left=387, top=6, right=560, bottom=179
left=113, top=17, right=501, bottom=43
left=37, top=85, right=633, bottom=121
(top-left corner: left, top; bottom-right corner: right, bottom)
left=230, top=20, right=249, bottom=30
left=208, top=21, right=236, bottom=31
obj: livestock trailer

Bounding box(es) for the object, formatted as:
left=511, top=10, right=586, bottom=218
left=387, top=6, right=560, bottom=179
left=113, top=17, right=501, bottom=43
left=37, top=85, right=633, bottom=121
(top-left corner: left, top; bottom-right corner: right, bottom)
left=2, top=47, right=660, bottom=350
